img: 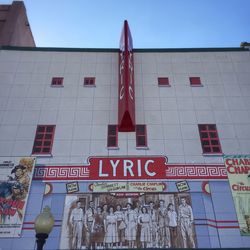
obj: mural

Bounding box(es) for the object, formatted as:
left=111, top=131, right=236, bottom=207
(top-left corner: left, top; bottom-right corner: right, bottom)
left=60, top=192, right=197, bottom=249
left=0, top=157, right=35, bottom=237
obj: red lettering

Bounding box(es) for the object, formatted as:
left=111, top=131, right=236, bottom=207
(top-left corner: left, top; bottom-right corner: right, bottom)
left=0, top=208, right=16, bottom=216
left=12, top=200, right=25, bottom=210
left=232, top=184, right=250, bottom=191
left=227, top=165, right=250, bottom=174
left=0, top=198, right=25, bottom=210
left=226, top=158, right=250, bottom=166
left=227, top=166, right=235, bottom=174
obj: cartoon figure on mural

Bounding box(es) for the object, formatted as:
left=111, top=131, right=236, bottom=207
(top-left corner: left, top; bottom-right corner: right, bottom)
left=9, top=164, right=30, bottom=200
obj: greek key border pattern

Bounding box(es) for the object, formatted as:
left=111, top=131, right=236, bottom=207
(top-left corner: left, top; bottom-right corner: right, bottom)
left=34, top=164, right=227, bottom=180
left=34, top=166, right=90, bottom=180
left=166, top=164, right=227, bottom=179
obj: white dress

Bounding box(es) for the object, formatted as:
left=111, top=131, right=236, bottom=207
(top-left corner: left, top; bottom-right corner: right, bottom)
left=125, top=209, right=137, bottom=241
left=105, top=214, right=118, bottom=243
left=138, top=213, right=151, bottom=243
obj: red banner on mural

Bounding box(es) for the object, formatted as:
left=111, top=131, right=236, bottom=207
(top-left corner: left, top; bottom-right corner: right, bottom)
left=88, top=156, right=166, bottom=180
left=118, top=20, right=135, bottom=131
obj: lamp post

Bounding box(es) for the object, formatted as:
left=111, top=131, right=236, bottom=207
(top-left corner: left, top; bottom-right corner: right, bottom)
left=34, top=206, right=55, bottom=250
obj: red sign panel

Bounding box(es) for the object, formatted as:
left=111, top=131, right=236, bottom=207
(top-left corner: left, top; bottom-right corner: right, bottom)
left=88, top=156, right=166, bottom=180
left=118, top=20, right=135, bottom=131
left=33, top=156, right=227, bottom=181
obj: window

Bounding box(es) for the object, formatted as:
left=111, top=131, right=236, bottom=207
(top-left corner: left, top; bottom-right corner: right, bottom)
left=107, top=125, right=118, bottom=148
left=198, top=124, right=222, bottom=154
left=84, top=77, right=95, bottom=86
left=32, top=125, right=55, bottom=155
left=136, top=125, right=147, bottom=148
left=51, top=77, right=63, bottom=87
left=158, top=77, right=170, bottom=86
left=189, top=77, right=202, bottom=86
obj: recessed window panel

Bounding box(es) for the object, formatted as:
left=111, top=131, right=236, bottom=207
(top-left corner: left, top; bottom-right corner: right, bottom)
left=136, top=125, right=147, bottom=147
left=32, top=125, right=55, bottom=155
left=107, top=125, right=118, bottom=147
left=198, top=124, right=222, bottom=154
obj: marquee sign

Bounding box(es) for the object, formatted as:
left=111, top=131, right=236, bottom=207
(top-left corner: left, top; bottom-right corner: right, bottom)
left=118, top=20, right=135, bottom=131
left=90, top=182, right=166, bottom=193
left=33, top=156, right=227, bottom=181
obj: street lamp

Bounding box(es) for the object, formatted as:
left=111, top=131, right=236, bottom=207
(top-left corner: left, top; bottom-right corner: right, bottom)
left=34, top=206, right=55, bottom=250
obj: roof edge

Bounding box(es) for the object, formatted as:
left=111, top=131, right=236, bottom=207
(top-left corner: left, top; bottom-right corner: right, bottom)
left=0, top=46, right=119, bottom=52
left=134, top=47, right=248, bottom=52
left=0, top=46, right=248, bottom=53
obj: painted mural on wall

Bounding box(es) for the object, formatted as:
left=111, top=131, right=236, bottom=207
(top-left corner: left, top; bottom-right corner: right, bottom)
left=0, top=157, right=35, bottom=237
left=224, top=155, right=250, bottom=236
left=35, top=156, right=229, bottom=249
left=60, top=191, right=197, bottom=249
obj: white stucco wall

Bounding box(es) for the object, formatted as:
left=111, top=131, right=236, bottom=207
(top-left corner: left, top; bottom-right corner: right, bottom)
left=0, top=48, right=250, bottom=165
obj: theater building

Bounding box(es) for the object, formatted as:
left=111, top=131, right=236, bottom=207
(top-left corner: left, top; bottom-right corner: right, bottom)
left=0, top=7, right=250, bottom=250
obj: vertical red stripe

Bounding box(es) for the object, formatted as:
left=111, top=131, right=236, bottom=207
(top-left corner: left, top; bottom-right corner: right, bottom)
left=118, top=20, right=135, bottom=132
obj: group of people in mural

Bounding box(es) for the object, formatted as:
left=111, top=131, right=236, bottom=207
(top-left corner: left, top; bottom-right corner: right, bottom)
left=68, top=196, right=196, bottom=249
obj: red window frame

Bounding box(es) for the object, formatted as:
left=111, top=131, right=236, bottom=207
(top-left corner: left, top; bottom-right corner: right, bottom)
left=32, top=125, right=56, bottom=155
left=107, top=125, right=118, bottom=147
left=136, top=125, right=147, bottom=147
left=190, top=77, right=202, bottom=86
left=84, top=77, right=95, bottom=86
left=51, top=77, right=63, bottom=86
left=198, top=124, right=222, bottom=154
left=158, top=77, right=170, bottom=86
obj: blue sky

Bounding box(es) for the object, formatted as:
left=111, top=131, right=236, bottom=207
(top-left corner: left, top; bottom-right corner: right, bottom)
left=3, top=0, right=250, bottom=48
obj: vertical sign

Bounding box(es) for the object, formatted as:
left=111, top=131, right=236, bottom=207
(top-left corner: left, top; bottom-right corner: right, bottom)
left=224, top=155, right=250, bottom=236
left=118, top=20, right=135, bottom=131
left=0, top=157, right=35, bottom=237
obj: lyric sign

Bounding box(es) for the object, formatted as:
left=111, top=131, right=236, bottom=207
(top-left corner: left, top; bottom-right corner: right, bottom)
left=89, top=156, right=167, bottom=180
left=33, top=156, right=228, bottom=181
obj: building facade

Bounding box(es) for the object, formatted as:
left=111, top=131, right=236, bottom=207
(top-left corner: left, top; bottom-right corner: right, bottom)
left=0, top=19, right=250, bottom=249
